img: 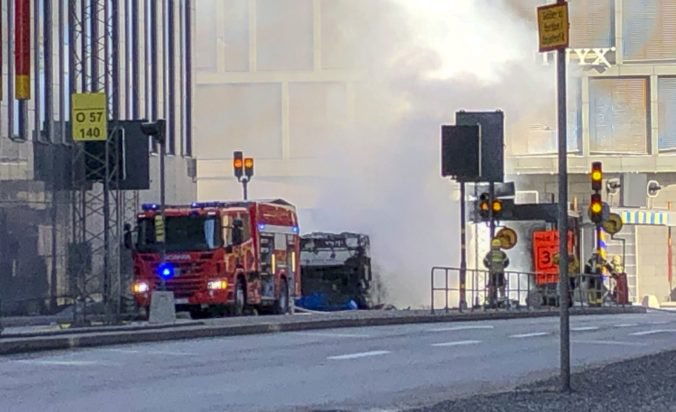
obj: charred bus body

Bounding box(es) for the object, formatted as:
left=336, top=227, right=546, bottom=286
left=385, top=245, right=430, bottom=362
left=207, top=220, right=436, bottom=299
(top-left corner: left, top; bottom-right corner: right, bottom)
left=297, top=232, right=374, bottom=311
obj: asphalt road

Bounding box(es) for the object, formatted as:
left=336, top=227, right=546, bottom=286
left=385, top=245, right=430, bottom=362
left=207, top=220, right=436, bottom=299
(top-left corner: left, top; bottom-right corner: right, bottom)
left=1, top=311, right=675, bottom=412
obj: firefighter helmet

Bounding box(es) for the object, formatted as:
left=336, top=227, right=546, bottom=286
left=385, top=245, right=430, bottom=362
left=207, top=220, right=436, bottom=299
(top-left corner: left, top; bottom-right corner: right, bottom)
left=491, top=239, right=502, bottom=249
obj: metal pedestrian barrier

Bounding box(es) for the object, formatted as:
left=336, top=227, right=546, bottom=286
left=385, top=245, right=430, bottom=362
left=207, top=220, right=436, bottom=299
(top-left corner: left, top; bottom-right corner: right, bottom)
left=431, top=266, right=630, bottom=313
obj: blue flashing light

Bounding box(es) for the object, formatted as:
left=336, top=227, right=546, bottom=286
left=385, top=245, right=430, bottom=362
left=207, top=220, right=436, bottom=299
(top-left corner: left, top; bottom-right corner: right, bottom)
left=292, top=226, right=299, bottom=234
left=258, top=224, right=266, bottom=232
left=191, top=201, right=223, bottom=209
left=157, top=262, right=175, bottom=280
left=142, top=203, right=159, bottom=211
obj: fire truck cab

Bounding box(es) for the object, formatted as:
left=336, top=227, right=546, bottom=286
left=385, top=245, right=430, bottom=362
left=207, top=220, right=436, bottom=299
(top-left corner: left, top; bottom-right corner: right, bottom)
left=126, top=199, right=301, bottom=317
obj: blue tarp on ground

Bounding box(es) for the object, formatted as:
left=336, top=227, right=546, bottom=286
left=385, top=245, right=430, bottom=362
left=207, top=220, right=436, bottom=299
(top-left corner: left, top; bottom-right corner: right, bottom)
left=295, top=293, right=358, bottom=312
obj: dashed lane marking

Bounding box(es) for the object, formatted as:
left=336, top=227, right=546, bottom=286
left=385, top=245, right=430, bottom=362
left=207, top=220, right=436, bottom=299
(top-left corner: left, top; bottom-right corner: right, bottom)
left=614, top=323, right=639, bottom=328
left=431, top=340, right=481, bottom=347
left=509, top=332, right=550, bottom=338
left=571, top=326, right=600, bottom=332
left=429, top=325, right=494, bottom=332
left=16, top=360, right=103, bottom=366
left=629, top=329, right=676, bottom=336
left=327, top=350, right=391, bottom=361
left=572, top=340, right=647, bottom=347
left=102, top=348, right=196, bottom=356
left=295, top=332, right=371, bottom=338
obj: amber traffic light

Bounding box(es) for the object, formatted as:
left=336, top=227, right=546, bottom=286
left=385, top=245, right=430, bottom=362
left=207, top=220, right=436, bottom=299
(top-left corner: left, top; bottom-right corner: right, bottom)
left=244, top=157, right=254, bottom=178
left=233, top=151, right=244, bottom=180
left=591, top=161, right=602, bottom=192
left=479, top=193, right=490, bottom=219
left=590, top=193, right=603, bottom=223
left=492, top=199, right=502, bottom=213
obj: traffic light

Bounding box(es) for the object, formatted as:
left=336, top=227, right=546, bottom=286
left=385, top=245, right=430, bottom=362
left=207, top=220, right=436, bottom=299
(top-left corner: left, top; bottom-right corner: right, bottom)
left=140, top=119, right=166, bottom=145
left=244, top=157, right=254, bottom=179
left=590, top=193, right=603, bottom=223
left=591, top=161, right=602, bottom=192
left=492, top=199, right=503, bottom=218
left=233, top=151, right=244, bottom=180
left=479, top=193, right=490, bottom=219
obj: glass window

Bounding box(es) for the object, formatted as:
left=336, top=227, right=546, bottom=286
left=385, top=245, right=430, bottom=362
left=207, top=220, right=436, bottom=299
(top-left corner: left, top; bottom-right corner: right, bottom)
left=223, top=0, right=249, bottom=72
left=658, top=77, right=676, bottom=151
left=569, top=0, right=614, bottom=49
left=256, top=0, right=313, bottom=71
left=195, top=0, right=218, bottom=71
left=194, top=83, right=283, bottom=159
left=288, top=82, right=347, bottom=158
left=589, top=78, right=649, bottom=154
left=623, top=0, right=676, bottom=61
left=137, top=216, right=223, bottom=252
left=505, top=77, right=581, bottom=155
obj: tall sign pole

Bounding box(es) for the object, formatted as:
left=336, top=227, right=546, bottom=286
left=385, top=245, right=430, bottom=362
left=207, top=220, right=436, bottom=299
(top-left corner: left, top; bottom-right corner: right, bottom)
left=538, top=0, right=570, bottom=392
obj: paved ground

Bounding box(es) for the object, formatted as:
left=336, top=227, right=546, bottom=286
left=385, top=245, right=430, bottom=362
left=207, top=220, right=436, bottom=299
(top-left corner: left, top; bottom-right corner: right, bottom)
left=414, top=348, right=676, bottom=412
left=0, top=311, right=674, bottom=412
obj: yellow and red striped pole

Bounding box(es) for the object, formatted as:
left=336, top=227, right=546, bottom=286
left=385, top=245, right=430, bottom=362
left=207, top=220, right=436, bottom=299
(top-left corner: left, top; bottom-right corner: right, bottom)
left=15, top=0, right=30, bottom=100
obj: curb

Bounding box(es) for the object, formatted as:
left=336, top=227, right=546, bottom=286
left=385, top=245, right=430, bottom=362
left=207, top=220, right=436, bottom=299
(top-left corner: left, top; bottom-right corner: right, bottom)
left=0, top=306, right=646, bottom=356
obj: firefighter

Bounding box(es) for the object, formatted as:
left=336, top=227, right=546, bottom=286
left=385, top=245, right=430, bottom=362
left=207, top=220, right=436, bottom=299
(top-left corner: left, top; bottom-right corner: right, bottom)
left=584, top=252, right=610, bottom=306
left=554, top=253, right=580, bottom=307
left=483, top=238, right=510, bottom=307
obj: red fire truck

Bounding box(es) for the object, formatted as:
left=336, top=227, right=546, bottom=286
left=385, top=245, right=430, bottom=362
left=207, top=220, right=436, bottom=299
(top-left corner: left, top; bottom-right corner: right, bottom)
left=126, top=199, right=301, bottom=317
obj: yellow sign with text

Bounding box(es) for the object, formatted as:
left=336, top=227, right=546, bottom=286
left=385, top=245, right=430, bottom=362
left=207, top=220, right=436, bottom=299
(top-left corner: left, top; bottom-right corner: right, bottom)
left=71, top=92, right=107, bottom=141
left=537, top=2, right=569, bottom=52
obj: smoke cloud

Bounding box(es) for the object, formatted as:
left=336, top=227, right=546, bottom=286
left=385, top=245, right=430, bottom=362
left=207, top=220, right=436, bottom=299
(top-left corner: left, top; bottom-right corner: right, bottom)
left=300, top=0, right=556, bottom=308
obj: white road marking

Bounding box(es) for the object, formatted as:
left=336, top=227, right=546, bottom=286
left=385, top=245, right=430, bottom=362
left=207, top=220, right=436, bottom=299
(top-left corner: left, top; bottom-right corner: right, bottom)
left=509, top=332, right=550, bottom=338
left=571, top=326, right=600, bottom=332
left=614, top=323, right=639, bottom=328
left=17, top=360, right=101, bottom=366
left=296, top=332, right=371, bottom=338
left=572, top=340, right=647, bottom=347
left=429, top=325, right=494, bottom=332
left=327, top=350, right=391, bottom=361
left=646, top=321, right=672, bottom=325
left=630, top=329, right=676, bottom=336
left=431, top=340, right=481, bottom=347
left=102, top=348, right=196, bottom=356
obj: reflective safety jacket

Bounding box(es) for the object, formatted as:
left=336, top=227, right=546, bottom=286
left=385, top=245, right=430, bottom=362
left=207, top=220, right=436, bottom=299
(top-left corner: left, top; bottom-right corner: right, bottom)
left=483, top=250, right=509, bottom=273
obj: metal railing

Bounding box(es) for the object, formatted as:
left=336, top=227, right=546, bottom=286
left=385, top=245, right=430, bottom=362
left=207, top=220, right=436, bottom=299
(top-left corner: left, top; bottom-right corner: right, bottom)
left=431, top=266, right=631, bottom=313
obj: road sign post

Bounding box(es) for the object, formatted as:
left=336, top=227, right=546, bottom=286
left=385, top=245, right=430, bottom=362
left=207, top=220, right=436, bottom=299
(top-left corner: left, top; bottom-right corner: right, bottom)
left=538, top=0, right=570, bottom=393
left=71, top=92, right=107, bottom=141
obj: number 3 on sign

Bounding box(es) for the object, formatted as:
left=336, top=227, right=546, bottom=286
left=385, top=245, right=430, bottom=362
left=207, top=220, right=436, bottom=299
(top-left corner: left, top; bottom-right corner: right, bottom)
left=71, top=92, right=107, bottom=142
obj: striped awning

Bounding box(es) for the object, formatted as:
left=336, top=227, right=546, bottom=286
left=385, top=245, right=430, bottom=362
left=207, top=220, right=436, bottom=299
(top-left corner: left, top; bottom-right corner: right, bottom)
left=616, top=209, right=670, bottom=226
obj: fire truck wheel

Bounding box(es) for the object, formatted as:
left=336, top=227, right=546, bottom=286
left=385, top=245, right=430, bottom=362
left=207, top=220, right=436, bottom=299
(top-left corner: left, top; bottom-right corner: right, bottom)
left=274, top=278, right=289, bottom=315
left=234, top=277, right=246, bottom=316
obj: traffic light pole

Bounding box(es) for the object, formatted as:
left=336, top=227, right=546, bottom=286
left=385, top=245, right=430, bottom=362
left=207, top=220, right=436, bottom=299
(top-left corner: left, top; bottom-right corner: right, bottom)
left=159, top=137, right=167, bottom=291
left=459, top=181, right=467, bottom=311
left=489, top=182, right=496, bottom=239
left=556, top=0, right=571, bottom=392
left=242, top=178, right=249, bottom=201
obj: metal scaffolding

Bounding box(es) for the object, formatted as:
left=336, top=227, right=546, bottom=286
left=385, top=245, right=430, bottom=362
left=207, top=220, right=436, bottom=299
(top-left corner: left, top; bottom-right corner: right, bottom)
left=68, top=0, right=124, bottom=322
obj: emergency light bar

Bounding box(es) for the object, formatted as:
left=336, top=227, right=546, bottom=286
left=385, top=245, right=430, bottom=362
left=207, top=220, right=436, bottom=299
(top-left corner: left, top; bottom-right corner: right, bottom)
left=142, top=203, right=160, bottom=211
left=191, top=201, right=225, bottom=208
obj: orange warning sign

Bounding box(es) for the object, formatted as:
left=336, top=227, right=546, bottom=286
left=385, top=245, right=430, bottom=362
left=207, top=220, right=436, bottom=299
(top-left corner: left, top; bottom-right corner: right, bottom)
left=532, top=230, right=574, bottom=285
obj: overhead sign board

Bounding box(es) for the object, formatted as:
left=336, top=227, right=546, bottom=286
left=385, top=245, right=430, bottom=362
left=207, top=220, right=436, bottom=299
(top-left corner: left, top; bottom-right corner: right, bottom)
left=456, top=111, right=504, bottom=183
left=71, top=92, right=107, bottom=141
left=441, top=125, right=480, bottom=181
left=537, top=2, right=569, bottom=52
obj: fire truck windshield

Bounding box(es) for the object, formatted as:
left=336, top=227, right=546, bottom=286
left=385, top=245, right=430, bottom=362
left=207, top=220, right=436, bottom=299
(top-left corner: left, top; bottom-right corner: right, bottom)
left=137, top=216, right=223, bottom=252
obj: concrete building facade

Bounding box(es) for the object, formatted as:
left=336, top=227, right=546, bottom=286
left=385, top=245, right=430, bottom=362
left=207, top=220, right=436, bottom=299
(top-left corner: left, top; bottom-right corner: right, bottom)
left=195, top=0, right=676, bottom=305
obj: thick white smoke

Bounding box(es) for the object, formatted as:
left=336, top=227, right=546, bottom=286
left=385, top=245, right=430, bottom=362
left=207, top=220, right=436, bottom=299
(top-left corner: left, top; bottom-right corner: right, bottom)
left=300, top=0, right=555, bottom=308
